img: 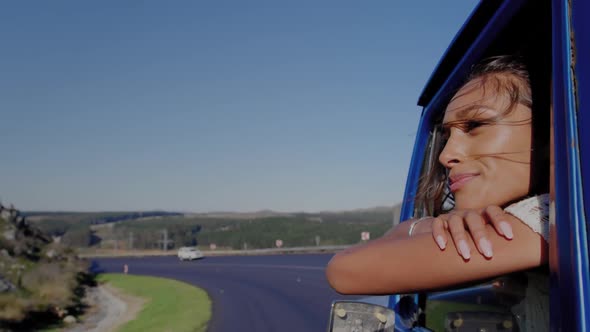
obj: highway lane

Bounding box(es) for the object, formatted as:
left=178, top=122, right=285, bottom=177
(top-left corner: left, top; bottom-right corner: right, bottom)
left=92, top=254, right=365, bottom=332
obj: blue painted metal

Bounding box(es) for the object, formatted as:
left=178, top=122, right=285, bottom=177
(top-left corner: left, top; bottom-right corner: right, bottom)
left=417, top=0, right=527, bottom=107
left=390, top=3, right=590, bottom=331
left=550, top=0, right=590, bottom=330
left=572, top=0, right=590, bottom=239
left=328, top=0, right=588, bottom=329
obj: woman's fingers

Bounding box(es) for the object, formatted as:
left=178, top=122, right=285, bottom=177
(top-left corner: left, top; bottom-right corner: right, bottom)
left=485, top=205, right=514, bottom=240
left=430, top=206, right=511, bottom=259
left=431, top=217, right=447, bottom=250
left=448, top=213, right=471, bottom=260
left=464, top=211, right=493, bottom=258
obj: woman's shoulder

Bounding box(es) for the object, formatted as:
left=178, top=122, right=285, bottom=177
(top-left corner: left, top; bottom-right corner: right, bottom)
left=504, top=194, right=550, bottom=241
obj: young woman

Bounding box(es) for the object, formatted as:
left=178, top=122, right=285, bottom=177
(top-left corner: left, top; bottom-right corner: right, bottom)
left=326, top=55, right=550, bottom=295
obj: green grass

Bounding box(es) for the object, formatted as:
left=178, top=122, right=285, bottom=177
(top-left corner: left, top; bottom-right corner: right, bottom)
left=97, top=274, right=211, bottom=332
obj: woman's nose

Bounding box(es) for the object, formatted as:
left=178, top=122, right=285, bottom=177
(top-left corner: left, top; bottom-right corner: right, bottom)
left=438, top=131, right=463, bottom=168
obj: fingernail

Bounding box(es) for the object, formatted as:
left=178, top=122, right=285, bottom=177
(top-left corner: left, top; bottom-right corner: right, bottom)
left=479, top=238, right=493, bottom=258
left=436, top=235, right=446, bottom=250
left=458, top=240, right=471, bottom=260
left=499, top=221, right=513, bottom=239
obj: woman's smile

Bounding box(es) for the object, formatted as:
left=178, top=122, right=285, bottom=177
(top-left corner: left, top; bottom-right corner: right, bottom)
left=449, top=173, right=479, bottom=192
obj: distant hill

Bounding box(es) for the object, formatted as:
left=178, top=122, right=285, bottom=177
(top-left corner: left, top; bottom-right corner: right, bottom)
left=23, top=204, right=403, bottom=251
left=24, top=211, right=183, bottom=226
left=24, top=205, right=399, bottom=223
left=186, top=210, right=294, bottom=219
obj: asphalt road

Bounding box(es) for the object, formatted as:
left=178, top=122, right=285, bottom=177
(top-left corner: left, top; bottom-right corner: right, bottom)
left=92, top=253, right=364, bottom=332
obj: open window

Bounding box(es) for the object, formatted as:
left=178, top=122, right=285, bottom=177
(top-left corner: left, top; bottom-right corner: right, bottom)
left=405, top=1, right=552, bottom=330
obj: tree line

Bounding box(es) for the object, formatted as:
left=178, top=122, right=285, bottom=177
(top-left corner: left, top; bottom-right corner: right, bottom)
left=28, top=206, right=401, bottom=250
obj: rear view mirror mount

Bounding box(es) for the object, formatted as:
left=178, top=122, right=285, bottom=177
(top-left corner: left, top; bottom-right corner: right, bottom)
left=327, top=300, right=434, bottom=332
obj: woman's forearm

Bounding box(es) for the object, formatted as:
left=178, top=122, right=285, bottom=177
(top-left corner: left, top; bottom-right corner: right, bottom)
left=326, top=215, right=546, bottom=295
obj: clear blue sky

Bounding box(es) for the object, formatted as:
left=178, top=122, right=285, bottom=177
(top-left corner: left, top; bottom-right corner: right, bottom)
left=0, top=1, right=476, bottom=212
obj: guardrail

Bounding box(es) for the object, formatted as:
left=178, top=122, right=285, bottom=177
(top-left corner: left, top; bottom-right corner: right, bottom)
left=78, top=245, right=351, bottom=258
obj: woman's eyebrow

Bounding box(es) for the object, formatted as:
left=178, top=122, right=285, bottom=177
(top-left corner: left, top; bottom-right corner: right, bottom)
left=449, top=104, right=496, bottom=118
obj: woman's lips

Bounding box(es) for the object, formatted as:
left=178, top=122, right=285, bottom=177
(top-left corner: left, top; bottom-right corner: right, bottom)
left=449, top=174, right=478, bottom=192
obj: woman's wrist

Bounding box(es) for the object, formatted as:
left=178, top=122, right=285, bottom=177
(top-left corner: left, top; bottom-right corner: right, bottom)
left=408, top=217, right=432, bottom=236
left=383, top=217, right=432, bottom=240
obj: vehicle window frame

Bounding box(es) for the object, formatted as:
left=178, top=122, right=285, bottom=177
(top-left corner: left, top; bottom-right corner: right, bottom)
left=391, top=1, right=553, bottom=329
left=549, top=0, right=590, bottom=328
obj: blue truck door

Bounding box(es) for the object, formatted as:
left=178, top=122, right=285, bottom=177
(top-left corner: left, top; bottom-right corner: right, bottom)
left=550, top=0, right=590, bottom=330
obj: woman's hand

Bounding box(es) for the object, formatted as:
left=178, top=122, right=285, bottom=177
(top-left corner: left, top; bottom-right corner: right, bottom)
left=431, top=206, right=514, bottom=260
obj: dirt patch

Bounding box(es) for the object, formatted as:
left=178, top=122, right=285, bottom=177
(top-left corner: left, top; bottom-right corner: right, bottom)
left=63, top=284, right=147, bottom=332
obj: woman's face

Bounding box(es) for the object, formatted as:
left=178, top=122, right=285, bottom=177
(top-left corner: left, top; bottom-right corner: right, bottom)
left=439, top=75, right=532, bottom=210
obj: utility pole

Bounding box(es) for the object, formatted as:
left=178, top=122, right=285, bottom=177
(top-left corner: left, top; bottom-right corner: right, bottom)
left=162, top=229, right=169, bottom=251
left=128, top=232, right=134, bottom=250
left=156, top=229, right=172, bottom=251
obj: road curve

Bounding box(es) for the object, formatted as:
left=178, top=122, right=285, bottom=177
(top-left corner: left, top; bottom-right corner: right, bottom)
left=92, top=253, right=364, bottom=332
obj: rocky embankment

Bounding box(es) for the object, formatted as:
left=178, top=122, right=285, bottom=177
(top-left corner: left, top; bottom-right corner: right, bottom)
left=0, top=204, right=93, bottom=331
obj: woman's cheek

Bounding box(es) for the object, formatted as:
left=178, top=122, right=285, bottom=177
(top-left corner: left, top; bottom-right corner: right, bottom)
left=454, top=178, right=494, bottom=210
left=490, top=161, right=531, bottom=206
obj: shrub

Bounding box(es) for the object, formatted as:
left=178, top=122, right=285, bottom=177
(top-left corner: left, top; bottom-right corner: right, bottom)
left=0, top=294, right=29, bottom=322
left=21, top=263, right=75, bottom=308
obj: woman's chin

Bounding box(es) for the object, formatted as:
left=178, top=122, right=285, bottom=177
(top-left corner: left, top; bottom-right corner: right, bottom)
left=453, top=193, right=488, bottom=210
left=454, top=202, right=486, bottom=210
left=454, top=195, right=516, bottom=210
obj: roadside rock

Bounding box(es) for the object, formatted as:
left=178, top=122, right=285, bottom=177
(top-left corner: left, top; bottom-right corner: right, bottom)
left=0, top=276, right=14, bottom=293
left=2, top=228, right=15, bottom=241
left=45, top=249, right=56, bottom=259
left=64, top=315, right=77, bottom=324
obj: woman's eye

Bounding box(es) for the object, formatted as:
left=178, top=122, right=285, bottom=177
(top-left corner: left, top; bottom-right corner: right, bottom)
left=465, top=120, right=483, bottom=132
left=440, top=128, right=450, bottom=141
